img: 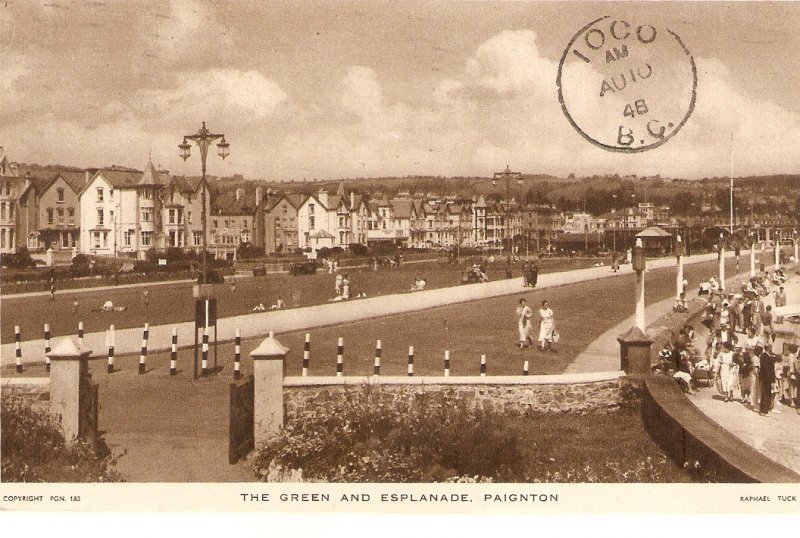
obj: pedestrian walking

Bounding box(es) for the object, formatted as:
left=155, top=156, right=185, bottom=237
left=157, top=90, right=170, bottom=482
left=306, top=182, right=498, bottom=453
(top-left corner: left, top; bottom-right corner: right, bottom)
left=516, top=298, right=533, bottom=348
left=335, top=273, right=343, bottom=295
left=758, top=346, right=777, bottom=416
left=775, top=286, right=787, bottom=308
left=522, top=261, right=530, bottom=287
left=538, top=300, right=556, bottom=352
left=72, top=297, right=79, bottom=314
left=529, top=261, right=539, bottom=288
left=230, top=278, right=237, bottom=293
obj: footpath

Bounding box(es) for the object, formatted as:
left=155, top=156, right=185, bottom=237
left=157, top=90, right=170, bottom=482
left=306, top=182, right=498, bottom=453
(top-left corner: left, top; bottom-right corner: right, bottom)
left=568, top=264, right=747, bottom=372
left=684, top=272, right=800, bottom=475
left=1, top=251, right=732, bottom=367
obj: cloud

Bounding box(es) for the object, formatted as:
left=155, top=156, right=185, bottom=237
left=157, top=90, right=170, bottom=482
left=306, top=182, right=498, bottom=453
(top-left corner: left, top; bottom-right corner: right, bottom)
left=139, top=69, right=288, bottom=122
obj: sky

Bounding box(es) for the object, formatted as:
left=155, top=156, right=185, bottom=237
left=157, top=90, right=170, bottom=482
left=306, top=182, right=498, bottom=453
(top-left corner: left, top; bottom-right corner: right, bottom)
left=1, top=1, right=799, bottom=181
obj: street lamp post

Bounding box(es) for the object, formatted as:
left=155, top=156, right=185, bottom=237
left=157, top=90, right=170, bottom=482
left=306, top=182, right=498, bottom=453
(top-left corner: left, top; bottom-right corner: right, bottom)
left=719, top=232, right=725, bottom=291
left=179, top=122, right=229, bottom=284
left=493, top=165, right=523, bottom=263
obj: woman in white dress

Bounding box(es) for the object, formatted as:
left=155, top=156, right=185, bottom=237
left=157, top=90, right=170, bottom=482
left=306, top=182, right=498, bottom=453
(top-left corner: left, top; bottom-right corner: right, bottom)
left=538, top=300, right=556, bottom=352
left=516, top=299, right=533, bottom=348
left=718, top=341, right=737, bottom=402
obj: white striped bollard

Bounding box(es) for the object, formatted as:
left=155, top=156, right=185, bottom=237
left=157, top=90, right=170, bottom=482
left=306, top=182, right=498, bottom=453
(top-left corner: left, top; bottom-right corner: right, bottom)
left=523, top=360, right=529, bottom=376
left=407, top=345, right=414, bottom=377
left=139, top=323, right=149, bottom=374
left=233, top=328, right=241, bottom=380
left=373, top=340, right=382, bottom=376
left=170, top=327, right=178, bottom=376
left=78, top=321, right=84, bottom=348
left=336, top=337, right=344, bottom=377
left=302, top=333, right=310, bottom=377
left=14, top=325, right=22, bottom=373
left=201, top=327, right=209, bottom=376
left=44, top=323, right=51, bottom=373
left=480, top=354, right=486, bottom=377
left=107, top=324, right=115, bottom=373
left=444, top=350, right=450, bottom=377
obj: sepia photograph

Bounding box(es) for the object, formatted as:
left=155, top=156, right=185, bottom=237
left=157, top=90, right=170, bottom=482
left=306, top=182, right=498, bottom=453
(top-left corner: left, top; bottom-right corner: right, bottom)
left=0, top=0, right=799, bottom=513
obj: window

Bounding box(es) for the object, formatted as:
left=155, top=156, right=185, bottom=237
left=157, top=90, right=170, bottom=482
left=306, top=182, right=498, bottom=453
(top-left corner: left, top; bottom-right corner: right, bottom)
left=243, top=220, right=248, bottom=229
left=308, top=203, right=315, bottom=214
left=109, top=189, right=114, bottom=200
left=123, top=230, right=132, bottom=246
left=193, top=231, right=202, bottom=246
left=57, top=209, right=64, bottom=225
left=168, top=209, right=176, bottom=224
left=110, top=210, right=114, bottom=223
left=57, top=188, right=65, bottom=203
left=141, top=231, right=152, bottom=246
left=275, top=217, right=281, bottom=229
left=68, top=208, right=75, bottom=225
left=339, top=217, right=345, bottom=227
left=213, top=220, right=218, bottom=228
left=103, top=232, right=108, bottom=248
left=93, top=232, right=101, bottom=249
left=309, top=215, right=315, bottom=230
left=141, top=189, right=152, bottom=200
left=187, top=211, right=192, bottom=225
left=96, top=188, right=104, bottom=202
left=47, top=208, right=53, bottom=225
left=97, top=209, right=104, bottom=225
left=0, top=202, right=5, bottom=220
left=141, top=208, right=152, bottom=222
left=0, top=229, right=5, bottom=248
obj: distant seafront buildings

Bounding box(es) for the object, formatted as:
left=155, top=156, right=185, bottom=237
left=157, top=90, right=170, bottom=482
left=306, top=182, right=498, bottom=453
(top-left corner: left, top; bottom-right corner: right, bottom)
left=0, top=147, right=796, bottom=260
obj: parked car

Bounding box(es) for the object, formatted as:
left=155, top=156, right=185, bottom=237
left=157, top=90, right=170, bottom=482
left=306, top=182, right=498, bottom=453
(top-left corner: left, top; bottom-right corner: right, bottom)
left=196, top=269, right=225, bottom=284
left=289, top=260, right=318, bottom=276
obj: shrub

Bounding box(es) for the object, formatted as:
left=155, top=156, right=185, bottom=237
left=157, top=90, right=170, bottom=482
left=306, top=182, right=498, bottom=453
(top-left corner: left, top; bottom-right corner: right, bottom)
left=237, top=242, right=264, bottom=259
left=72, top=253, right=90, bottom=266
left=348, top=243, right=369, bottom=257
left=1, top=247, right=36, bottom=268
left=1, top=397, right=123, bottom=482
left=317, top=246, right=344, bottom=259
left=252, top=387, right=523, bottom=483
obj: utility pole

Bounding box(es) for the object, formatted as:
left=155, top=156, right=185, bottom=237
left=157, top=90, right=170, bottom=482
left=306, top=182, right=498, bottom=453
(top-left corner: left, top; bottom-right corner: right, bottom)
left=493, top=165, right=522, bottom=263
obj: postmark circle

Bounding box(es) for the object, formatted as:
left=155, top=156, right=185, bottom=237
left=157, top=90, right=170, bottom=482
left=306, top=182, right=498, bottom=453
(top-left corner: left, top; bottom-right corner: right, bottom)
left=556, top=16, right=697, bottom=153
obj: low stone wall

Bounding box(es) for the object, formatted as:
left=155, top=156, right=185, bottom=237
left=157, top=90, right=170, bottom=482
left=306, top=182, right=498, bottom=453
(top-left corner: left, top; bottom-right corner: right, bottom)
left=283, top=372, right=634, bottom=420
left=642, top=376, right=800, bottom=482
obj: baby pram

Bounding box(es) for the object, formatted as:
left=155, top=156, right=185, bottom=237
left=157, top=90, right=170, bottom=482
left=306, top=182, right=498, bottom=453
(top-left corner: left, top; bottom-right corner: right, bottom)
left=691, top=364, right=714, bottom=388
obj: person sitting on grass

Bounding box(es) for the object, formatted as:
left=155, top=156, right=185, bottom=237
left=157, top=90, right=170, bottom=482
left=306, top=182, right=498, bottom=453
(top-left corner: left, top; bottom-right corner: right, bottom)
left=252, top=303, right=266, bottom=312
left=94, top=300, right=126, bottom=313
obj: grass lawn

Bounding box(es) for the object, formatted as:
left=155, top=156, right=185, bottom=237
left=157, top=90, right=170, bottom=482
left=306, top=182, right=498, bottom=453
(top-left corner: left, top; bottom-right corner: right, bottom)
left=508, top=407, right=692, bottom=482
left=2, top=257, right=600, bottom=344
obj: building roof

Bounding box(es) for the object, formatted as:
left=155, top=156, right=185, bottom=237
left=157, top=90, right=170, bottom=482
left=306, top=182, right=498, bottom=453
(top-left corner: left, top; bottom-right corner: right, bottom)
left=390, top=199, right=414, bottom=219
left=213, top=194, right=255, bottom=216
left=636, top=226, right=673, bottom=238
left=137, top=160, right=162, bottom=186
left=309, top=229, right=335, bottom=239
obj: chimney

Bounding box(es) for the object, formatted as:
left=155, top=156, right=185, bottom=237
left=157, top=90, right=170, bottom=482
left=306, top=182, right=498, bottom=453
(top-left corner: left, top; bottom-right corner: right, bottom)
left=85, top=170, right=90, bottom=184
left=236, top=188, right=243, bottom=201
left=350, top=191, right=355, bottom=208
left=256, top=186, right=263, bottom=207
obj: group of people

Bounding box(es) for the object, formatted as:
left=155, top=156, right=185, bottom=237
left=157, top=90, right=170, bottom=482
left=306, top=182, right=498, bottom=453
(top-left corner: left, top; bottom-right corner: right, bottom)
left=522, top=261, right=539, bottom=288
left=662, top=275, right=800, bottom=416
left=516, top=298, right=557, bottom=352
